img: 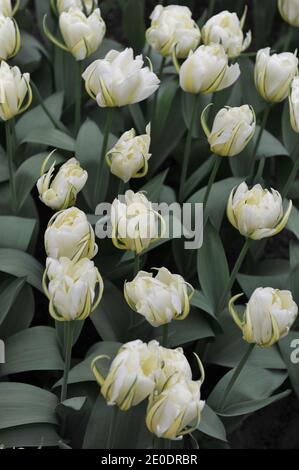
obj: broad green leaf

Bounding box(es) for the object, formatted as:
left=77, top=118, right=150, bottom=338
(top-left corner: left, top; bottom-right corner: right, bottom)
left=164, top=309, right=215, bottom=347
left=0, top=284, right=35, bottom=339
left=21, top=128, right=75, bottom=151
left=0, top=217, right=36, bottom=251
left=191, top=289, right=217, bottom=320
left=282, top=100, right=299, bottom=158
left=154, top=77, right=179, bottom=136
left=0, top=424, right=60, bottom=448
left=182, top=91, right=210, bottom=139
left=287, top=204, right=299, bottom=239
left=218, top=390, right=291, bottom=417
left=239, top=57, right=267, bottom=115
left=119, top=0, right=145, bottom=54
left=0, top=277, right=26, bottom=328
left=129, top=103, right=145, bottom=134
left=279, top=332, right=299, bottom=398
left=141, top=169, right=169, bottom=202
left=197, top=405, right=227, bottom=442
left=183, top=157, right=215, bottom=201
left=0, top=248, right=44, bottom=292
left=237, top=259, right=290, bottom=297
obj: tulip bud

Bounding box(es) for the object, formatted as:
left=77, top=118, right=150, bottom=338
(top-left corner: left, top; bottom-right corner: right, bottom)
left=278, top=0, right=299, bottom=27
left=229, top=288, right=298, bottom=347
left=254, top=47, right=298, bottom=103
left=227, top=182, right=292, bottom=240
left=179, top=44, right=240, bottom=94
left=0, top=61, right=32, bottom=121
left=124, top=267, right=194, bottom=327
left=289, top=76, right=299, bottom=132
left=0, top=0, right=18, bottom=17
left=201, top=104, right=256, bottom=157
left=44, top=207, right=98, bottom=261
left=91, top=340, right=160, bottom=411
left=146, top=5, right=200, bottom=59
left=37, top=155, right=88, bottom=211
left=43, top=257, right=104, bottom=321
left=106, top=124, right=151, bottom=183
left=0, top=14, right=20, bottom=60
left=82, top=48, right=160, bottom=107
left=111, top=190, right=166, bottom=254
left=202, top=9, right=251, bottom=58
left=55, top=0, right=98, bottom=15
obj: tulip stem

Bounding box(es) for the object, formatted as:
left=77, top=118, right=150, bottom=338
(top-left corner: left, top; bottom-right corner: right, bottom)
left=179, top=94, right=200, bottom=203
left=5, top=120, right=17, bottom=215
left=134, top=253, right=140, bottom=276
left=219, top=343, right=255, bottom=411
left=162, top=323, right=169, bottom=347
left=248, top=105, right=271, bottom=181
left=284, top=26, right=293, bottom=52
left=60, top=321, right=75, bottom=403
left=151, top=56, right=166, bottom=125
left=94, top=108, right=114, bottom=208
left=75, top=61, right=83, bottom=136
left=106, top=406, right=118, bottom=449
left=31, top=81, right=67, bottom=134
left=118, top=179, right=125, bottom=195
left=282, top=139, right=299, bottom=199
left=218, top=238, right=252, bottom=313
left=208, top=0, right=216, bottom=17
left=203, top=155, right=222, bottom=208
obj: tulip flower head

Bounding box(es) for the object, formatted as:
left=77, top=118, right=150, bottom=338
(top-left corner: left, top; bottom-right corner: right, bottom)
left=146, top=4, right=201, bottom=59
left=278, top=0, right=299, bottom=27
left=106, top=124, right=151, bottom=183
left=0, top=61, right=32, bottom=121
left=124, top=267, right=194, bottom=327
left=229, top=288, right=298, bottom=347
left=201, top=104, right=256, bottom=157
left=0, top=14, right=20, bottom=60
left=82, top=48, right=160, bottom=107
left=202, top=9, right=251, bottom=58
left=43, top=257, right=104, bottom=321
left=227, top=182, right=292, bottom=240
left=289, top=76, right=299, bottom=132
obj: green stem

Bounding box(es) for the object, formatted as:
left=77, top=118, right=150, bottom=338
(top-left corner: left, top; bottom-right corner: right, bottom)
left=60, top=321, right=74, bottom=403
left=282, top=138, right=299, bottom=199
left=162, top=323, right=169, bottom=347
left=203, top=156, right=222, bottom=207
left=134, top=253, right=140, bottom=277
left=219, top=343, right=255, bottom=411
left=179, top=94, right=200, bottom=203
left=284, top=26, right=293, bottom=52
left=118, top=179, right=125, bottom=195
left=94, top=108, right=114, bottom=208
left=106, top=406, right=118, bottom=450
left=31, top=81, right=67, bottom=134
left=75, top=61, right=83, bottom=136
left=218, top=238, right=252, bottom=313
left=208, top=0, right=216, bottom=17
left=254, top=155, right=266, bottom=184
left=5, top=120, right=17, bottom=215
left=248, top=105, right=271, bottom=180
left=152, top=56, right=166, bottom=124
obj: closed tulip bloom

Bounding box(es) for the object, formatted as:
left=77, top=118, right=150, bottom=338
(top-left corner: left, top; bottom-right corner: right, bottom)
left=0, top=0, right=18, bottom=17
left=289, top=76, right=299, bottom=132
left=44, top=207, right=98, bottom=261
left=0, top=61, right=32, bottom=121
left=59, top=8, right=105, bottom=61
left=227, top=182, right=292, bottom=240
left=124, top=267, right=194, bottom=327
left=146, top=5, right=200, bottom=59
left=37, top=156, right=88, bottom=211
left=254, top=47, right=298, bottom=103
left=91, top=340, right=160, bottom=411
left=229, top=288, right=298, bottom=347
left=43, top=257, right=103, bottom=321
left=202, top=10, right=251, bottom=58
left=106, top=124, right=151, bottom=183
left=278, top=0, right=299, bottom=27
left=55, top=0, right=97, bottom=15
left=111, top=190, right=165, bottom=254
left=82, top=48, right=160, bottom=107
left=0, top=14, right=20, bottom=60
left=179, top=44, right=240, bottom=94
left=201, top=105, right=256, bottom=157
left=155, top=346, right=192, bottom=391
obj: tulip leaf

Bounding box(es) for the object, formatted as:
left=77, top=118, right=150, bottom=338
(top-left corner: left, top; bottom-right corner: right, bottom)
left=140, top=169, right=169, bottom=202
left=164, top=309, right=215, bottom=347
left=0, top=248, right=44, bottom=292
left=282, top=100, right=299, bottom=158
left=0, top=277, right=26, bottom=328
left=197, top=405, right=227, bottom=442
left=0, top=283, right=35, bottom=340
left=118, top=0, right=145, bottom=54
left=20, top=128, right=75, bottom=151
left=154, top=77, right=179, bottom=137
left=0, top=424, right=60, bottom=448
left=0, top=217, right=36, bottom=251
left=287, top=204, right=299, bottom=240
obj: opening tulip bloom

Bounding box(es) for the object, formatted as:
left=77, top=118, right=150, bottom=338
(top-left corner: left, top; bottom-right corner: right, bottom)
left=106, top=124, right=151, bottom=183
left=82, top=48, right=160, bottom=107
left=43, top=257, right=104, bottom=321
left=289, top=76, right=299, bottom=132
left=154, top=346, right=192, bottom=391
left=37, top=155, right=88, bottom=211
left=44, top=207, right=98, bottom=261
left=202, top=9, right=251, bottom=58
left=0, top=61, right=32, bottom=121
left=0, top=14, right=20, bottom=60
left=124, top=267, right=194, bottom=327
left=0, top=0, right=19, bottom=17
left=229, top=288, right=298, bottom=347
left=146, top=4, right=200, bottom=59
left=111, top=190, right=166, bottom=254
left=54, top=0, right=98, bottom=15
left=201, top=104, right=256, bottom=157
left=227, top=182, right=293, bottom=240
left=179, top=44, right=240, bottom=94
left=254, top=47, right=298, bottom=103
left=278, top=0, right=299, bottom=27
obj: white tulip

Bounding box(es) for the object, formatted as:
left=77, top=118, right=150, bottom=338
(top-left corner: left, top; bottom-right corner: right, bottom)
left=0, top=61, right=32, bottom=121
left=0, top=14, right=20, bottom=60
left=201, top=105, right=256, bottom=157
left=289, top=76, right=299, bottom=132
left=155, top=346, right=192, bottom=391
left=227, top=182, right=292, bottom=240
left=146, top=4, right=200, bottom=59
left=229, top=288, right=298, bottom=347
left=202, top=9, right=251, bottom=58
left=0, top=0, right=17, bottom=17
left=43, top=257, right=103, bottom=321
left=278, top=0, right=299, bottom=27
left=59, top=8, right=105, bottom=61
left=106, top=124, right=151, bottom=183
left=254, top=47, right=298, bottom=103
left=111, top=190, right=165, bottom=254
left=124, top=267, right=194, bottom=327
left=179, top=44, right=240, bottom=94
left=91, top=340, right=160, bottom=411
left=37, top=156, right=88, bottom=211
left=44, top=207, right=98, bottom=261
left=55, top=0, right=98, bottom=15
left=82, top=48, right=160, bottom=107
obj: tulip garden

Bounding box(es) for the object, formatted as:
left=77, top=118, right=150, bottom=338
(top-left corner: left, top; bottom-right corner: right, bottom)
left=1, top=0, right=299, bottom=451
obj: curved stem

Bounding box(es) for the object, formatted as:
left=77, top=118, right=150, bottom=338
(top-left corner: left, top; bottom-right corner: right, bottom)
left=75, top=61, right=83, bottom=136
left=282, top=138, right=299, bottom=199
left=60, top=321, right=74, bottom=403
left=248, top=105, right=271, bottom=180
left=219, top=343, right=255, bottom=411
left=5, top=120, right=17, bottom=215
left=179, top=94, right=200, bottom=203
left=94, top=108, right=114, bottom=208
left=203, top=156, right=222, bottom=207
